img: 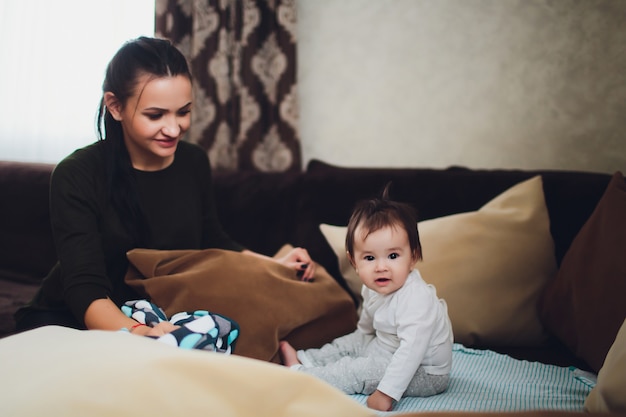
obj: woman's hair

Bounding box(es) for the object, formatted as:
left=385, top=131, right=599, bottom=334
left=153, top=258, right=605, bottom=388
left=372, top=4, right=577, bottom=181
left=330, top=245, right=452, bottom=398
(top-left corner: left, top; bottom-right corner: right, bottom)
left=345, top=182, right=422, bottom=262
left=95, top=37, right=191, bottom=245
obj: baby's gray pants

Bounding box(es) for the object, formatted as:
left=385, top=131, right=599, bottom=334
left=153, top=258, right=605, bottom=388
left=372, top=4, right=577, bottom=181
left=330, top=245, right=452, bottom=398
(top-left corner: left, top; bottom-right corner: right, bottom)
left=296, top=331, right=449, bottom=398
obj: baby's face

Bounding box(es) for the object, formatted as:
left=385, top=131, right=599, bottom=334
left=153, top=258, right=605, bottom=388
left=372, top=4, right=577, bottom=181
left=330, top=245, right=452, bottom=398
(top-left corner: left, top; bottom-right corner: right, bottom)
left=351, top=224, right=415, bottom=295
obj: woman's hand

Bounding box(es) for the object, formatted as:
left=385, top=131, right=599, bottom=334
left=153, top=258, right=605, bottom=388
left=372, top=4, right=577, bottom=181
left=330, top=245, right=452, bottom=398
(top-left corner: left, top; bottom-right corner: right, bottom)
left=367, top=390, right=394, bottom=412
left=84, top=298, right=180, bottom=337
left=242, top=247, right=316, bottom=281
left=275, top=247, right=316, bottom=281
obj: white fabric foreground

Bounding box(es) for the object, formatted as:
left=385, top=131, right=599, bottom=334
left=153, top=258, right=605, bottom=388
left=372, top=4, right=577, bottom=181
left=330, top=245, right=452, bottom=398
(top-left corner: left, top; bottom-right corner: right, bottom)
left=352, top=344, right=596, bottom=414
left=0, top=326, right=373, bottom=417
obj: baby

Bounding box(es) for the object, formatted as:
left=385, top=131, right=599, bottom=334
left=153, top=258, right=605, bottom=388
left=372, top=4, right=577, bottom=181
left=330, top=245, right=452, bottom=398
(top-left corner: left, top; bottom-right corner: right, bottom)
left=280, top=184, right=453, bottom=411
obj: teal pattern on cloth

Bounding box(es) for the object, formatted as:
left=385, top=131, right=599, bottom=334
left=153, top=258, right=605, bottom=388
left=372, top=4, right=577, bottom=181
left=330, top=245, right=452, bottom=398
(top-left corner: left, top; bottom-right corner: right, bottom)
left=351, top=344, right=596, bottom=415
left=121, top=300, right=239, bottom=354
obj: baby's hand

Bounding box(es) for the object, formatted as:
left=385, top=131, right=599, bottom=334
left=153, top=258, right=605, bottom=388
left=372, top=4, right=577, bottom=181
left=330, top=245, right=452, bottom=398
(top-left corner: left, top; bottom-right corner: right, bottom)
left=367, top=390, right=394, bottom=411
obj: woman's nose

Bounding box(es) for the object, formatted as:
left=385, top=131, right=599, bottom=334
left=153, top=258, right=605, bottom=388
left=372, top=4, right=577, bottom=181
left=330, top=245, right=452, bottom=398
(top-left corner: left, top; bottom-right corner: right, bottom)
left=162, top=117, right=181, bottom=137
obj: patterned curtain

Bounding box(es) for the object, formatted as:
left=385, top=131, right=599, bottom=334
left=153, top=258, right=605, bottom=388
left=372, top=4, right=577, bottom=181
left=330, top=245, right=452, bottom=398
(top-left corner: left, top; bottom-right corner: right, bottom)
left=155, top=0, right=300, bottom=172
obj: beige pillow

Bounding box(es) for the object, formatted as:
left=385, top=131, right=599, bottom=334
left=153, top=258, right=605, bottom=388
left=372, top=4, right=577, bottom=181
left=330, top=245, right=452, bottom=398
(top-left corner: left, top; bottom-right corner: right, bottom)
left=0, top=326, right=371, bottom=417
left=319, top=223, right=364, bottom=299
left=585, top=318, right=626, bottom=413
left=320, top=176, right=556, bottom=347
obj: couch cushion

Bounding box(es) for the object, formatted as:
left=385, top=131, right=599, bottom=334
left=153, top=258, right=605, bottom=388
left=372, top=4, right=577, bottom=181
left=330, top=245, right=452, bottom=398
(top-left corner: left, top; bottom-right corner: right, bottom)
left=585, top=318, right=626, bottom=413
left=321, top=176, right=556, bottom=347
left=540, top=171, right=626, bottom=373
left=0, top=161, right=56, bottom=284
left=211, top=170, right=303, bottom=257
left=0, top=279, right=39, bottom=338
left=124, top=246, right=358, bottom=362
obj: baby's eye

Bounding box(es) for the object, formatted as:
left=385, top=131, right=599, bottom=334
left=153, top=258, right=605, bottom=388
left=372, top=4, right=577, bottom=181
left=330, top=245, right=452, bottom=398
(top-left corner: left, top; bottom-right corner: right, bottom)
left=389, top=253, right=399, bottom=260
left=364, top=255, right=374, bottom=261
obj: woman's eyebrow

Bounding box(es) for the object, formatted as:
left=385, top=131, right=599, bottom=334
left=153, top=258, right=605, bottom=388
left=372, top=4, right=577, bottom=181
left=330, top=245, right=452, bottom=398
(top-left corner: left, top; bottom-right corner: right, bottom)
left=143, top=102, right=192, bottom=112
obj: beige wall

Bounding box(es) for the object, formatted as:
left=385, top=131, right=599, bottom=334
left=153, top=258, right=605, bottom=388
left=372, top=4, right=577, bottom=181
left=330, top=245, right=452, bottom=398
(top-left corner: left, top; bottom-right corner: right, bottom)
left=297, top=0, right=626, bottom=173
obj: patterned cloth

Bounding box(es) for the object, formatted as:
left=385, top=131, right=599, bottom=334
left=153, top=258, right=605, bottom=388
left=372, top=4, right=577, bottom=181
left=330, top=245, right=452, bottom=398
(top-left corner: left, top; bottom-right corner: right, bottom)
left=350, top=344, right=596, bottom=414
left=121, top=300, right=239, bottom=354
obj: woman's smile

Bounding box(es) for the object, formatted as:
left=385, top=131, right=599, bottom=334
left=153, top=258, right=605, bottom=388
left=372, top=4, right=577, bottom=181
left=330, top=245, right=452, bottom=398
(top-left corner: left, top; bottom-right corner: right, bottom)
left=154, top=137, right=178, bottom=148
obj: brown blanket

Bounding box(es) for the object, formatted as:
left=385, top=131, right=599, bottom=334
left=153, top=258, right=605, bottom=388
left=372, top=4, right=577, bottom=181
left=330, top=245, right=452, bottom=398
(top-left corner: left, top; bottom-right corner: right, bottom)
left=125, top=247, right=358, bottom=362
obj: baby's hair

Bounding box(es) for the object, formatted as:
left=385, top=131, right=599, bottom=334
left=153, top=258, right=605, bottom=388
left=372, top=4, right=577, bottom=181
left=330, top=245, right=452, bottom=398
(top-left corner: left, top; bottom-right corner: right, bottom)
left=345, top=182, right=422, bottom=262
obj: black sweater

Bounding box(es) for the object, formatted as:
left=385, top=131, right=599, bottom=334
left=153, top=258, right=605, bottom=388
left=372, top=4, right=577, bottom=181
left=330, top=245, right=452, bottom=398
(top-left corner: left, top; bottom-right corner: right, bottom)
left=21, top=141, right=243, bottom=324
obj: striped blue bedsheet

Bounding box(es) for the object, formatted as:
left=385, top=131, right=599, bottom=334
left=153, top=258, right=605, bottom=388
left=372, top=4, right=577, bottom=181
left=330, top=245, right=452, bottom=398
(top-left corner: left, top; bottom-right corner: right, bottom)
left=350, top=344, right=596, bottom=414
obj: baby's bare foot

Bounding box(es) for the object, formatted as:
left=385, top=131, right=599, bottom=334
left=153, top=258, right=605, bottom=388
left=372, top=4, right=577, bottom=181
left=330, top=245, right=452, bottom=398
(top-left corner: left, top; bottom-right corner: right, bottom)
left=279, top=341, right=300, bottom=367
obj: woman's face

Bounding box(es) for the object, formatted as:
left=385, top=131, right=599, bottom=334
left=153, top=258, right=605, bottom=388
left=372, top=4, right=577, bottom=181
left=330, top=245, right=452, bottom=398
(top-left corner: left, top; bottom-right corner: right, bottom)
left=109, top=74, right=192, bottom=171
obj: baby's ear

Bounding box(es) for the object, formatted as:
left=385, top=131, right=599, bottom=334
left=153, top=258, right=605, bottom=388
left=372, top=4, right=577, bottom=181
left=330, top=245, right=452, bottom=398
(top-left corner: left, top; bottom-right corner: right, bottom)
left=346, top=251, right=356, bottom=268
left=412, top=249, right=422, bottom=264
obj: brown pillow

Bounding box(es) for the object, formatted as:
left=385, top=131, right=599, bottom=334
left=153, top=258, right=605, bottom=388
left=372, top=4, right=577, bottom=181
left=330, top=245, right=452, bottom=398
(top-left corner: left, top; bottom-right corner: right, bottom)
left=125, top=246, right=358, bottom=362
left=540, top=171, right=626, bottom=373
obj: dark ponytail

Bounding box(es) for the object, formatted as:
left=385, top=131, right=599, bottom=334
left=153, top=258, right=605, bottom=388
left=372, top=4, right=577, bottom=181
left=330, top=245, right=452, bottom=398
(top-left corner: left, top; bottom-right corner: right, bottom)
left=95, top=37, right=191, bottom=246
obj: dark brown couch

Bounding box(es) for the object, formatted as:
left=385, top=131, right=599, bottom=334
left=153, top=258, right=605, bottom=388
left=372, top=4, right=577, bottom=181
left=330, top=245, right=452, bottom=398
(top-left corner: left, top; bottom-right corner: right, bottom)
left=0, top=159, right=618, bottom=369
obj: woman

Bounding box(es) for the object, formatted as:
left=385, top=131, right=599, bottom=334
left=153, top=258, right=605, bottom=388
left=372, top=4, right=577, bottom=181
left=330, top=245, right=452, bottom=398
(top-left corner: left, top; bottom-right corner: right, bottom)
left=15, top=37, right=315, bottom=338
